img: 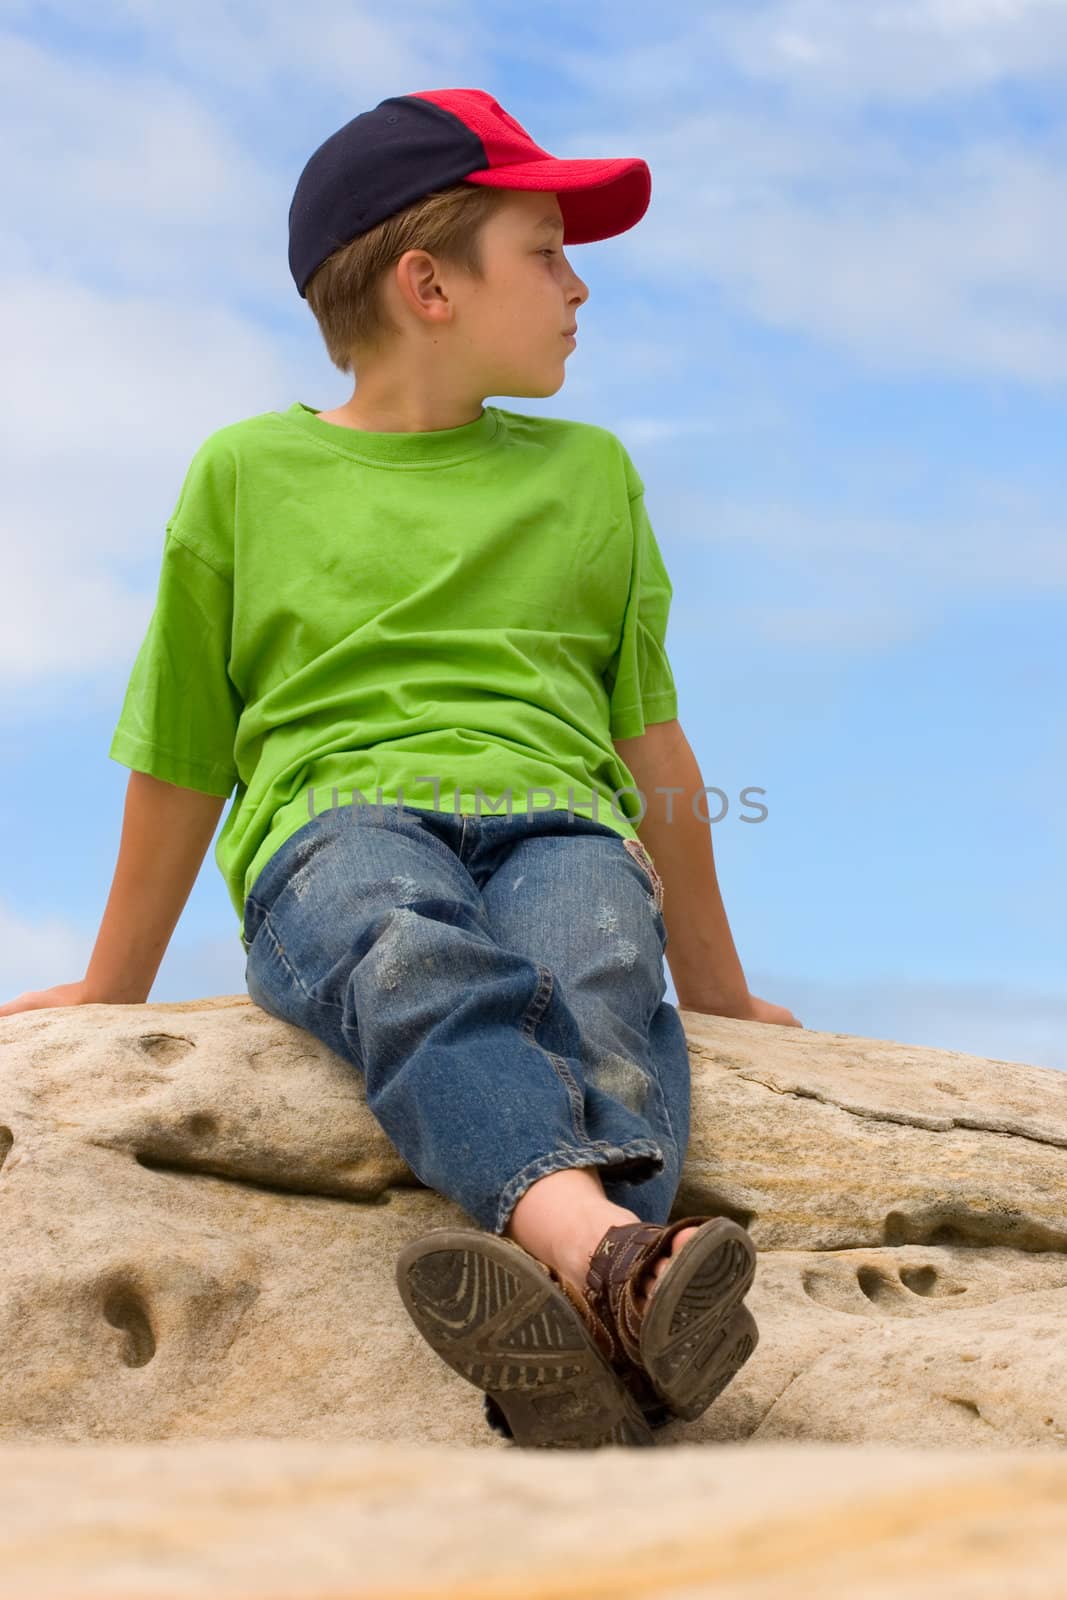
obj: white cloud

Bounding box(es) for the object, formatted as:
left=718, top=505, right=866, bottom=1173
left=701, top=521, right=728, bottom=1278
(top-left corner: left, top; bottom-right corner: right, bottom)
left=735, top=969, right=1067, bottom=1073
left=729, top=602, right=930, bottom=652
left=0, top=899, right=246, bottom=1008
left=0, top=274, right=292, bottom=685
left=561, top=3, right=1067, bottom=382
left=716, top=0, right=1067, bottom=101
left=613, top=114, right=1067, bottom=384
left=0, top=33, right=292, bottom=683
left=610, top=416, right=727, bottom=445
left=2, top=1, right=486, bottom=97
left=660, top=469, right=1067, bottom=654
left=0, top=902, right=88, bottom=1001
left=658, top=486, right=1067, bottom=588
left=1, top=32, right=281, bottom=305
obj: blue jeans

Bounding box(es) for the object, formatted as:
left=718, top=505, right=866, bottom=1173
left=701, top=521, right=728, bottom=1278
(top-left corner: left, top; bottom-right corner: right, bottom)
left=242, top=800, right=691, bottom=1236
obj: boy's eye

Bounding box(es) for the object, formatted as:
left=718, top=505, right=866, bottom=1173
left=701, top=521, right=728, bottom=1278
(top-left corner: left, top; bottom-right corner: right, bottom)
left=539, top=248, right=557, bottom=257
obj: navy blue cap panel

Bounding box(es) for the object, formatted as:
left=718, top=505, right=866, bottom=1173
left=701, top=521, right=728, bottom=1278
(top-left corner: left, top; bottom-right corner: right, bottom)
left=288, top=96, right=487, bottom=296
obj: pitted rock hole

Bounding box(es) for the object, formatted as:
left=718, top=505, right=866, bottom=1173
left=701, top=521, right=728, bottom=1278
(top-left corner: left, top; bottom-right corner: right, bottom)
left=184, top=1113, right=218, bottom=1139
left=855, top=1263, right=968, bottom=1309
left=946, top=1397, right=987, bottom=1424
left=136, top=1033, right=195, bottom=1066
left=856, top=1265, right=901, bottom=1307
left=102, top=1283, right=156, bottom=1368
left=803, top=1258, right=971, bottom=1316
left=898, top=1263, right=968, bottom=1299
left=0, top=1125, right=12, bottom=1171
left=132, top=1148, right=359, bottom=1201
left=884, top=1206, right=1067, bottom=1253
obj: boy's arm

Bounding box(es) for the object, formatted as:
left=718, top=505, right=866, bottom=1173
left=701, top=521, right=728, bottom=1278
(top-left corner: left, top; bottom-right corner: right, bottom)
left=614, top=718, right=752, bottom=1016
left=616, top=720, right=802, bottom=1026
left=83, top=771, right=227, bottom=1003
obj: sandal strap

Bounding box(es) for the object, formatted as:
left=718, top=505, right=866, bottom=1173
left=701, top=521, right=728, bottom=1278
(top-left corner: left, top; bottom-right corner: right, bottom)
left=512, top=1228, right=714, bottom=1427
left=584, top=1215, right=714, bottom=1369
left=541, top=1257, right=619, bottom=1367
left=586, top=1223, right=660, bottom=1367
left=540, top=1256, right=668, bottom=1417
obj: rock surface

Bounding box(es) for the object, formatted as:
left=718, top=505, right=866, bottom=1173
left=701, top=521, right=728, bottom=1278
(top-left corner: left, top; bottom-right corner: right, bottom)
left=1, top=1437, right=1065, bottom=1598
left=1, top=996, right=1066, bottom=1452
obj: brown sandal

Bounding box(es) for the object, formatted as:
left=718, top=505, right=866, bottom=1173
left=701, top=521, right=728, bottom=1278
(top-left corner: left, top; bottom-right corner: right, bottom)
left=396, top=1228, right=659, bottom=1450
left=580, top=1214, right=759, bottom=1423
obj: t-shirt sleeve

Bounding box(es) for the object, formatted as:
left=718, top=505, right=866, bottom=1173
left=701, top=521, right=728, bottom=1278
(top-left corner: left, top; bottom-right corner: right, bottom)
left=603, top=485, right=679, bottom=741
left=108, top=528, right=242, bottom=798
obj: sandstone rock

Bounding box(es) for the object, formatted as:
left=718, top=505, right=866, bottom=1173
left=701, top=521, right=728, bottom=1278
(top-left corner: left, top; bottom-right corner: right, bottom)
left=1, top=1437, right=1065, bottom=1598
left=0, top=997, right=1065, bottom=1456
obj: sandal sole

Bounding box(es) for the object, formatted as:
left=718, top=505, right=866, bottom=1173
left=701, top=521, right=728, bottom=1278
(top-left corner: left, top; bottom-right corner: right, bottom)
left=638, top=1217, right=759, bottom=1421
left=396, top=1229, right=657, bottom=1450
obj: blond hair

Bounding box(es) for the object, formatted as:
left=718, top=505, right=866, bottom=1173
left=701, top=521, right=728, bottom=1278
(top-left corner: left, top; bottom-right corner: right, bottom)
left=303, top=182, right=512, bottom=374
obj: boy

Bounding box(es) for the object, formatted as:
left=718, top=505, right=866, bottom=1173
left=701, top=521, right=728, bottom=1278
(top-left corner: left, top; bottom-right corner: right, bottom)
left=1, top=89, right=801, bottom=1448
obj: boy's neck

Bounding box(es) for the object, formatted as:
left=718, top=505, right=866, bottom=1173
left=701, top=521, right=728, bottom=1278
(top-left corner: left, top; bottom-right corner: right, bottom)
left=314, top=400, right=487, bottom=435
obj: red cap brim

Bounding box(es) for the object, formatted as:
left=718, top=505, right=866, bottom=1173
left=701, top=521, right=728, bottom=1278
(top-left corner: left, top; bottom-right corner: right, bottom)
left=464, top=156, right=651, bottom=245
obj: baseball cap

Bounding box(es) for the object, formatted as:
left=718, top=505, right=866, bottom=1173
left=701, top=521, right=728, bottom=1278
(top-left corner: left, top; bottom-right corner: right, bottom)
left=288, top=88, right=651, bottom=298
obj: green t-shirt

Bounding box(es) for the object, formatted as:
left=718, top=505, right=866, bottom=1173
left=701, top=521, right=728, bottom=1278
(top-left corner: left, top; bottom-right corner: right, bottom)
left=109, top=402, right=679, bottom=947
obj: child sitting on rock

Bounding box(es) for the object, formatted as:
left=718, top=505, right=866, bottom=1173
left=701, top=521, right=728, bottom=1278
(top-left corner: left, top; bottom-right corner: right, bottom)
left=1, top=87, right=801, bottom=1448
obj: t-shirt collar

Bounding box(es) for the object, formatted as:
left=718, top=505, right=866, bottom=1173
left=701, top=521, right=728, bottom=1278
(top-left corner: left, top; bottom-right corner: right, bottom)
left=280, top=401, right=501, bottom=467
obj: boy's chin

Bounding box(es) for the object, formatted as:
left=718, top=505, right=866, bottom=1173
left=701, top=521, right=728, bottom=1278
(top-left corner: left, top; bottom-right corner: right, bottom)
left=497, top=370, right=566, bottom=400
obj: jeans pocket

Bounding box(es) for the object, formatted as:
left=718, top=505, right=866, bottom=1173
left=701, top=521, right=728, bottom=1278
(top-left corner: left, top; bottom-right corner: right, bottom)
left=242, top=893, right=268, bottom=957
left=622, top=837, right=668, bottom=956
left=623, top=837, right=665, bottom=915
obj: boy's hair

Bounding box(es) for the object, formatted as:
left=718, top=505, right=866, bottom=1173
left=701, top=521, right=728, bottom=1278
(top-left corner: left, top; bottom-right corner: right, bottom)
left=304, top=182, right=512, bottom=374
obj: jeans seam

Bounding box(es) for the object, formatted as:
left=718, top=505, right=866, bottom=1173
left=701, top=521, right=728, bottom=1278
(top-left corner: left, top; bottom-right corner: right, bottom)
left=644, top=1046, right=679, bottom=1154
left=517, top=962, right=588, bottom=1142
left=257, top=910, right=345, bottom=1012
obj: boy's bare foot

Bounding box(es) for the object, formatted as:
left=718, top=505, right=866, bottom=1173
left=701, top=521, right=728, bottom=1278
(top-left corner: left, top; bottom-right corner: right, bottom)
left=503, top=1165, right=701, bottom=1310
left=632, top=1222, right=701, bottom=1306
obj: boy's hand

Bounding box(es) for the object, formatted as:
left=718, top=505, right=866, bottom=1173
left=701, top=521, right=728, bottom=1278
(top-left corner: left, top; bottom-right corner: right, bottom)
left=683, top=991, right=804, bottom=1029
left=1, top=772, right=225, bottom=1022
left=0, top=980, right=101, bottom=1017
left=738, top=993, right=804, bottom=1029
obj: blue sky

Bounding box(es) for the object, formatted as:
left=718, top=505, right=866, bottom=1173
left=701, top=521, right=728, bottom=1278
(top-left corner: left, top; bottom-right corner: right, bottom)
left=1, top=1, right=1064, bottom=1069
